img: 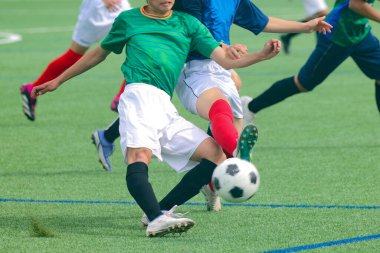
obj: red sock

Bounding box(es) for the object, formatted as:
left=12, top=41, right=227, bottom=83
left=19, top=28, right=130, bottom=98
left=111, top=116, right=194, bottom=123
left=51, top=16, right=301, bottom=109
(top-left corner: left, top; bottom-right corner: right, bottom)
left=208, top=182, right=215, bottom=191
left=208, top=99, right=238, bottom=157
left=116, top=79, right=126, bottom=97
left=32, top=49, right=83, bottom=87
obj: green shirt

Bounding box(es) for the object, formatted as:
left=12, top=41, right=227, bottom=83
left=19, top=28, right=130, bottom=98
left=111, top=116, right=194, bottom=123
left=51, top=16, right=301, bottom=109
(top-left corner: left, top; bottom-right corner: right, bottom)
left=327, top=0, right=376, bottom=47
left=101, top=7, right=220, bottom=97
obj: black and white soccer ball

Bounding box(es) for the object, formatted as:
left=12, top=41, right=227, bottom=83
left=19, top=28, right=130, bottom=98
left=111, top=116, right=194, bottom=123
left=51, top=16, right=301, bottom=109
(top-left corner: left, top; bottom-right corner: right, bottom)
left=212, top=158, right=260, bottom=203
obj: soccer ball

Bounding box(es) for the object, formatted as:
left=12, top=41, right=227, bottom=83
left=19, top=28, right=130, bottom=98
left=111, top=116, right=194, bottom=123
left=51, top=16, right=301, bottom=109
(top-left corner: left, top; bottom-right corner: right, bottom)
left=212, top=158, right=260, bottom=203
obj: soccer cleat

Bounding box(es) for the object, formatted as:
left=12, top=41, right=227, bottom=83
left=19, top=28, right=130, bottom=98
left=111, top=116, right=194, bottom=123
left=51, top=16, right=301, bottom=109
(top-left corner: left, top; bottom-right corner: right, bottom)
left=110, top=94, right=120, bottom=112
left=240, top=96, right=256, bottom=126
left=237, top=123, right=258, bottom=162
left=200, top=184, right=222, bottom=211
left=91, top=130, right=114, bottom=172
left=141, top=205, right=189, bottom=226
left=20, top=83, right=37, bottom=121
left=280, top=35, right=290, bottom=55
left=146, top=213, right=194, bottom=237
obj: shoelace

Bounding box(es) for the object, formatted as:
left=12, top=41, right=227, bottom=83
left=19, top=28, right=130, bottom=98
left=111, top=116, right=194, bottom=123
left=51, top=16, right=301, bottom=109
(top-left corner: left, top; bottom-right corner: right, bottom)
left=164, top=205, right=189, bottom=218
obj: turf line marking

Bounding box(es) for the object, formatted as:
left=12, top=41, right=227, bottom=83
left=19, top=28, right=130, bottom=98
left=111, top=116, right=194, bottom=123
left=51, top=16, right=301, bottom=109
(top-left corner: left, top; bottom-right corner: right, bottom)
left=262, top=233, right=380, bottom=253
left=221, top=203, right=380, bottom=210
left=1, top=198, right=379, bottom=210
left=0, top=32, right=22, bottom=45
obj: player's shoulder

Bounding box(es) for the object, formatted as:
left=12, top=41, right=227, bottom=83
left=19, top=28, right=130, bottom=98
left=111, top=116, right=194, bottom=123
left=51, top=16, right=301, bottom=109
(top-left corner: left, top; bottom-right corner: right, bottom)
left=119, top=7, right=141, bottom=18
left=172, top=10, right=200, bottom=23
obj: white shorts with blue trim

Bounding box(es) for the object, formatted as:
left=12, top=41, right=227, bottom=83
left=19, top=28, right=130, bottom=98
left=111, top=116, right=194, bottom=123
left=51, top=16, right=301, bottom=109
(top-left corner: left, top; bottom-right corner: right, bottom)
left=175, top=59, right=243, bottom=119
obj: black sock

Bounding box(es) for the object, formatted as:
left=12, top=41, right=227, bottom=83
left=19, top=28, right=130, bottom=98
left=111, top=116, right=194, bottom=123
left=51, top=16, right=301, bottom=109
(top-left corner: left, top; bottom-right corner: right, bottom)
left=206, top=124, right=214, bottom=138
left=104, top=118, right=120, bottom=143
left=376, top=82, right=380, bottom=113
left=248, top=76, right=300, bottom=114
left=159, top=159, right=217, bottom=211
left=282, top=32, right=298, bottom=40
left=126, top=162, right=162, bottom=222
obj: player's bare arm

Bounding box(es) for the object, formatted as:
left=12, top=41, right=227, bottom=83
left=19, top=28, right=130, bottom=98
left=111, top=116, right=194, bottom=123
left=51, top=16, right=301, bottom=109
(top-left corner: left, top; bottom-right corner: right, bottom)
left=222, top=43, right=249, bottom=60
left=263, top=16, right=332, bottom=34
left=211, top=39, right=281, bottom=70
left=31, top=46, right=111, bottom=98
left=349, top=0, right=380, bottom=22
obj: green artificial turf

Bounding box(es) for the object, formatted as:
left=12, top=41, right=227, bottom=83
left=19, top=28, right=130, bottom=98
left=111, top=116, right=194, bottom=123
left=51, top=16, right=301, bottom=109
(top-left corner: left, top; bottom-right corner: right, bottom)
left=1, top=0, right=379, bottom=252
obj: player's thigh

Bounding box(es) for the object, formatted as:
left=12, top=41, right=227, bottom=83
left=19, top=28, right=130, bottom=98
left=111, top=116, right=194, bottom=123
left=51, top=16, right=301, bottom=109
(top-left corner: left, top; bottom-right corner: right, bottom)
left=231, top=69, right=242, bottom=91
left=351, top=33, right=380, bottom=80
left=176, top=60, right=223, bottom=116
left=298, top=34, right=349, bottom=90
left=176, top=59, right=240, bottom=118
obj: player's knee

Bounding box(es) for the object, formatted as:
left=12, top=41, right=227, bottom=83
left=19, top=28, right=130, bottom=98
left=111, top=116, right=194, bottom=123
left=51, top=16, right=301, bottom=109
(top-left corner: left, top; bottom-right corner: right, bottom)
left=205, top=139, right=226, bottom=165
left=294, top=75, right=320, bottom=92
left=294, top=75, right=309, bottom=92
left=126, top=147, right=152, bottom=164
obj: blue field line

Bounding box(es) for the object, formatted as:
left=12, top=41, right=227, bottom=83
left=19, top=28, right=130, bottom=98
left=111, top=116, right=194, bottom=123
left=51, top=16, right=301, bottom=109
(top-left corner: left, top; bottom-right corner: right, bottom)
left=1, top=198, right=380, bottom=210
left=262, top=233, right=380, bottom=253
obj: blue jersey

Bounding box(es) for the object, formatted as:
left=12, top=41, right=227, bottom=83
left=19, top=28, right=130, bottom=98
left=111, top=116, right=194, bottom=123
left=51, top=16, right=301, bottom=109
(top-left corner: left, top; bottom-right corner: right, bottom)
left=173, top=0, right=269, bottom=61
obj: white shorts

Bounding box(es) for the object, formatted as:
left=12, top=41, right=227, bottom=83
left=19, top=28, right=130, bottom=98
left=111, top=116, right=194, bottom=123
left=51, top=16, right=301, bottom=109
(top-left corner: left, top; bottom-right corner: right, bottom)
left=175, top=59, right=243, bottom=119
left=72, top=0, right=131, bottom=47
left=303, top=0, right=328, bottom=17
left=118, top=83, right=210, bottom=173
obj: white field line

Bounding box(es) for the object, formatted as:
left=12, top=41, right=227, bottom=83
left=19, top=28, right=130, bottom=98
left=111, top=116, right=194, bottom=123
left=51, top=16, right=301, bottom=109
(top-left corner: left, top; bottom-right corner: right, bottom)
left=0, top=26, right=73, bottom=45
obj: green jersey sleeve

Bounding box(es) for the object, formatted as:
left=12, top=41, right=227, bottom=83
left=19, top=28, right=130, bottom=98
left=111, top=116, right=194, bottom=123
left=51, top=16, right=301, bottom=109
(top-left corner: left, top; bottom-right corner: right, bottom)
left=100, top=12, right=128, bottom=54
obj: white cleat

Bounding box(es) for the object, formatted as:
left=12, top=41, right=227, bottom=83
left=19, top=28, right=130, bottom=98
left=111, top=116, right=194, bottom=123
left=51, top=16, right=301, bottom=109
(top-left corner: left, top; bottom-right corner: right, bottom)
left=141, top=205, right=188, bottom=226
left=146, top=213, right=194, bottom=237
left=201, top=185, right=222, bottom=211
left=241, top=96, right=256, bottom=126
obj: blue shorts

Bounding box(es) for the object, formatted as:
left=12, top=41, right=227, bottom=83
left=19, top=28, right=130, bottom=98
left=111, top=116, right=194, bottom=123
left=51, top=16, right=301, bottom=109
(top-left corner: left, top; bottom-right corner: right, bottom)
left=298, top=32, right=380, bottom=91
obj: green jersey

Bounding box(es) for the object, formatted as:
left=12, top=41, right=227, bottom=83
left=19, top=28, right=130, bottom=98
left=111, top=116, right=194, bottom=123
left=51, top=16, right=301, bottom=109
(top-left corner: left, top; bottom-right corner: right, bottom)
left=326, top=0, right=376, bottom=47
left=101, top=7, right=220, bottom=97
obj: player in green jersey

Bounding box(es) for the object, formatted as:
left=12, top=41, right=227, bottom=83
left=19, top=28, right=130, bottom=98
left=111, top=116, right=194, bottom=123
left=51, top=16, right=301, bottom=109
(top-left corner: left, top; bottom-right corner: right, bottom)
left=242, top=0, right=380, bottom=125
left=31, top=0, right=281, bottom=237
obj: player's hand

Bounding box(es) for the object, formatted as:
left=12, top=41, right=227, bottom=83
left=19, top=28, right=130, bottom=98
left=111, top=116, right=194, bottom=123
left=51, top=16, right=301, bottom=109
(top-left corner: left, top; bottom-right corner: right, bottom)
left=31, top=80, right=61, bottom=99
left=103, top=0, right=122, bottom=12
left=225, top=43, right=248, bottom=60
left=305, top=16, right=333, bottom=35
left=260, top=39, right=281, bottom=60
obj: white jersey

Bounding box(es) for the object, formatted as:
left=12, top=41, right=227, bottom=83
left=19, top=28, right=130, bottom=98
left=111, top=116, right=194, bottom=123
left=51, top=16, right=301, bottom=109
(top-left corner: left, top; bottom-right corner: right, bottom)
left=303, top=0, right=328, bottom=17
left=72, top=0, right=131, bottom=47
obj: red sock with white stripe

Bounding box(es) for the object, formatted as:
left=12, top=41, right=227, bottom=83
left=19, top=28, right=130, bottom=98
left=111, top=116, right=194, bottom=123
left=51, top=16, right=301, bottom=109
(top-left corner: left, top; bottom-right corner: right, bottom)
left=32, top=49, right=83, bottom=87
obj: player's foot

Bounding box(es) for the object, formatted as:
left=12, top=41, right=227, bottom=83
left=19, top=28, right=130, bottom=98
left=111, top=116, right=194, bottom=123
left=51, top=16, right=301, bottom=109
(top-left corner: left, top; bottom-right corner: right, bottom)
left=141, top=205, right=189, bottom=226
left=91, top=130, right=114, bottom=172
left=20, top=83, right=37, bottom=121
left=146, top=213, right=194, bottom=237
left=280, top=35, right=290, bottom=54
left=110, top=94, right=120, bottom=112
left=237, top=123, right=258, bottom=162
left=200, top=184, right=222, bottom=211
left=241, top=96, right=256, bottom=126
